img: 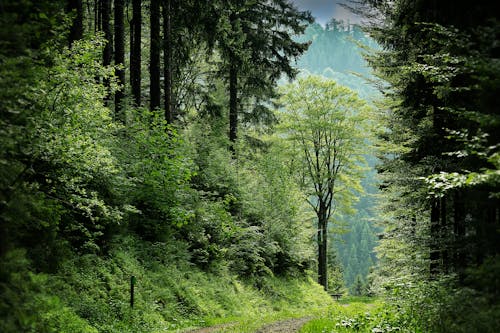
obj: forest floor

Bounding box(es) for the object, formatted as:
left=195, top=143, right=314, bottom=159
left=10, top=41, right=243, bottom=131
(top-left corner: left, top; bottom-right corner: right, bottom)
left=254, top=317, right=312, bottom=333
left=180, top=297, right=381, bottom=333
left=183, top=317, right=311, bottom=333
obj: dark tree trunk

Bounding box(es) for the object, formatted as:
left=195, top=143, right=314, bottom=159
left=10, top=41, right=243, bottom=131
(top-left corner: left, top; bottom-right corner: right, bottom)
left=95, top=0, right=101, bottom=32
left=101, top=0, right=112, bottom=102
left=114, top=0, right=125, bottom=121
left=229, top=60, right=238, bottom=149
left=150, top=0, right=161, bottom=111
left=102, top=0, right=112, bottom=65
left=130, top=0, right=141, bottom=106
left=453, top=191, right=466, bottom=279
left=67, top=0, right=83, bottom=46
left=162, top=0, right=173, bottom=123
left=440, top=195, right=448, bottom=273
left=317, top=204, right=328, bottom=290
left=430, top=199, right=441, bottom=277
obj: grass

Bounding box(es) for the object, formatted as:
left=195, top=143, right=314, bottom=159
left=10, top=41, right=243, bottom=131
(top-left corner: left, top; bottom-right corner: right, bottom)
left=0, top=235, right=338, bottom=332
left=299, top=298, right=394, bottom=333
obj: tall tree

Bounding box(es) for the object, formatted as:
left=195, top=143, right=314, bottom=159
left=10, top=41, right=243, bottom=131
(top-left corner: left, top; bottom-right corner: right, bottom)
left=130, top=0, right=142, bottom=106
left=353, top=0, right=500, bottom=284
left=150, top=0, right=161, bottom=111
left=66, top=0, right=83, bottom=45
left=162, top=0, right=173, bottom=123
left=217, top=0, right=312, bottom=150
left=101, top=0, right=112, bottom=100
left=114, top=0, right=125, bottom=121
left=278, top=76, right=371, bottom=290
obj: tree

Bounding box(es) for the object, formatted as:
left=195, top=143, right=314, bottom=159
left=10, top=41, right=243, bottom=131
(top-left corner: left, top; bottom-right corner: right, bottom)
left=278, top=76, right=371, bottom=290
left=352, top=274, right=365, bottom=296
left=216, top=0, right=312, bottom=150
left=101, top=0, right=112, bottom=94
left=114, top=0, right=125, bottom=120
left=66, top=0, right=83, bottom=45
left=354, top=0, right=500, bottom=281
left=162, top=0, right=173, bottom=123
left=130, top=0, right=142, bottom=106
left=150, top=0, right=161, bottom=111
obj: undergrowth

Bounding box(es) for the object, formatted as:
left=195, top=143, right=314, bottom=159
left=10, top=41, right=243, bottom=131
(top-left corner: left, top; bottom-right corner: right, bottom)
left=0, top=235, right=333, bottom=332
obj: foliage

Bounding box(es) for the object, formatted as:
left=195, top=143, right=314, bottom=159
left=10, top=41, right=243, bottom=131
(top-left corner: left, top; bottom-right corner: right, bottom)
left=0, top=235, right=334, bottom=333
left=277, top=75, right=372, bottom=289
left=300, top=298, right=404, bottom=333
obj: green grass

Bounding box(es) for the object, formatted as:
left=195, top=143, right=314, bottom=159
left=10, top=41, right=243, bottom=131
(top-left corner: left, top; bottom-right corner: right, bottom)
left=299, top=298, right=402, bottom=333
left=0, top=236, right=337, bottom=333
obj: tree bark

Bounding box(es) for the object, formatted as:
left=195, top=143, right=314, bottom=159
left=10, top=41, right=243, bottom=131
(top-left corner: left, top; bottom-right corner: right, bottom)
left=95, top=0, right=101, bottom=32
left=453, top=191, right=465, bottom=278
left=440, top=195, right=448, bottom=273
left=101, top=0, right=112, bottom=102
left=67, top=0, right=83, bottom=46
left=317, top=206, right=328, bottom=291
left=229, top=60, right=238, bottom=150
left=114, top=0, right=125, bottom=121
left=162, top=0, right=173, bottom=123
left=430, top=199, right=441, bottom=277
left=150, top=0, right=161, bottom=111
left=130, top=0, right=141, bottom=106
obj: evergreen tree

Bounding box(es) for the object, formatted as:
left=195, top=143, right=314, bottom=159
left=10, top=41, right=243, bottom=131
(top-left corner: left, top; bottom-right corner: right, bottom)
left=130, top=0, right=142, bottom=106
left=114, top=0, right=125, bottom=120
left=216, top=0, right=312, bottom=149
left=150, top=0, right=161, bottom=111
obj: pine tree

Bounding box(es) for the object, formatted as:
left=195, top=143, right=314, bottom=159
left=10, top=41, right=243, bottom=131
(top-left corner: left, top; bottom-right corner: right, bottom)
left=217, top=0, right=312, bottom=149
left=114, top=0, right=125, bottom=121
left=150, top=0, right=161, bottom=111
left=130, top=0, right=142, bottom=106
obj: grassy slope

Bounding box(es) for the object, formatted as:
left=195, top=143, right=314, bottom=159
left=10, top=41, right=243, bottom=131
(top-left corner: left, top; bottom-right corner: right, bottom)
left=0, top=235, right=335, bottom=333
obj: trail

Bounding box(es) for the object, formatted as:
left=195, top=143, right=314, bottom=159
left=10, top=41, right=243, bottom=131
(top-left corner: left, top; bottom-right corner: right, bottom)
left=183, top=317, right=311, bottom=333
left=255, top=317, right=311, bottom=333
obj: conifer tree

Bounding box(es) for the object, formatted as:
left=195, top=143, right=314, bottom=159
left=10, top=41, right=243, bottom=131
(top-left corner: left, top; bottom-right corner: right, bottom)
left=217, top=0, right=312, bottom=149
left=114, top=0, right=125, bottom=120
left=130, top=0, right=142, bottom=106
left=150, top=0, right=161, bottom=111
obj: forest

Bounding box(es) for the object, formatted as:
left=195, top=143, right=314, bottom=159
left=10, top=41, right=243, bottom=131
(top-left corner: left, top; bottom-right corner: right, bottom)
left=0, top=0, right=499, bottom=332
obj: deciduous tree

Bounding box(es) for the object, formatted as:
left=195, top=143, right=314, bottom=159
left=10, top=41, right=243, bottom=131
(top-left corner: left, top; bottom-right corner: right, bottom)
left=278, top=76, right=371, bottom=290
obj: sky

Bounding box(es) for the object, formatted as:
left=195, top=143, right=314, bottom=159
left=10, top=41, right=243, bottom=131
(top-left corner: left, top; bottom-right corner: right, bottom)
left=290, top=0, right=361, bottom=26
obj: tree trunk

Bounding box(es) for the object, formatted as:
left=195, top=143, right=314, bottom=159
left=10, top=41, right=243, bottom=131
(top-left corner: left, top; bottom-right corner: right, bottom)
left=317, top=204, right=328, bottom=290
left=229, top=60, right=238, bottom=149
left=150, top=0, right=161, bottom=111
left=130, top=0, right=141, bottom=106
left=162, top=0, right=173, bottom=123
left=95, top=0, right=101, bottom=32
left=114, top=0, right=125, bottom=121
left=440, top=195, right=448, bottom=273
left=453, top=190, right=466, bottom=279
left=67, top=0, right=83, bottom=46
left=430, top=199, right=441, bottom=277
left=101, top=0, right=112, bottom=102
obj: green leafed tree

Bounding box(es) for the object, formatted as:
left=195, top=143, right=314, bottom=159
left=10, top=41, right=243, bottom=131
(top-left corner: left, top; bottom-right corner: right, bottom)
left=277, top=75, right=372, bottom=290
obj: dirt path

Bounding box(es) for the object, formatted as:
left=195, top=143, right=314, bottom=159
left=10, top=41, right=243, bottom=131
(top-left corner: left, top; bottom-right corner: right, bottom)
left=255, top=317, right=311, bottom=333
left=182, top=317, right=311, bottom=333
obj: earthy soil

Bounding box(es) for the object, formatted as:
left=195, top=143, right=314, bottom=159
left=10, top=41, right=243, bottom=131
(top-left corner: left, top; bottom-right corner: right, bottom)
left=183, top=317, right=311, bottom=333
left=255, top=317, right=312, bottom=333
